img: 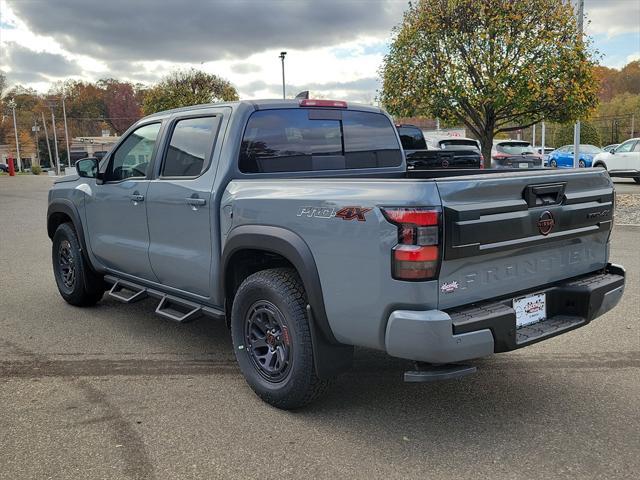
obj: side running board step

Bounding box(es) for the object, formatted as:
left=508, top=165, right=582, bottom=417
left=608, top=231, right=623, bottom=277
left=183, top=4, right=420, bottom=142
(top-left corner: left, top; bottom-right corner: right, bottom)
left=108, top=280, right=148, bottom=304
left=103, top=275, right=224, bottom=322
left=155, top=295, right=202, bottom=323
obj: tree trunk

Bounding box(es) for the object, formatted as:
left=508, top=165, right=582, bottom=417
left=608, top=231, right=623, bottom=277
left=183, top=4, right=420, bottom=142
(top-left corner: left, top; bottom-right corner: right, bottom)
left=480, top=132, right=494, bottom=169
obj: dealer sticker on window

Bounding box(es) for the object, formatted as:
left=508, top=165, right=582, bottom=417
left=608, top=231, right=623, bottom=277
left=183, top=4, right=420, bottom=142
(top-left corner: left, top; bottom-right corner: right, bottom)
left=513, top=293, right=546, bottom=328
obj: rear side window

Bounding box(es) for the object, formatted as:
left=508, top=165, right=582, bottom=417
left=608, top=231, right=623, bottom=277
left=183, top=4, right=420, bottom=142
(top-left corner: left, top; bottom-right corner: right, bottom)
left=239, top=109, right=402, bottom=173
left=397, top=126, right=426, bottom=150
left=162, top=116, right=221, bottom=177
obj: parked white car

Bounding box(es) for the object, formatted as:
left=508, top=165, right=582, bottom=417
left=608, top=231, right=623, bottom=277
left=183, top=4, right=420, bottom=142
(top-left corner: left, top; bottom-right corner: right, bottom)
left=592, top=138, right=640, bottom=184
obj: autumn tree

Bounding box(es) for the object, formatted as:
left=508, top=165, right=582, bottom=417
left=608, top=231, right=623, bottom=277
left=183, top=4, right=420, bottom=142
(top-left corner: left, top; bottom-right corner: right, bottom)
left=380, top=0, right=599, bottom=165
left=54, top=80, right=107, bottom=137
left=142, top=69, right=239, bottom=114
left=614, top=61, right=640, bottom=96
left=0, top=71, right=11, bottom=145
left=99, top=79, right=142, bottom=134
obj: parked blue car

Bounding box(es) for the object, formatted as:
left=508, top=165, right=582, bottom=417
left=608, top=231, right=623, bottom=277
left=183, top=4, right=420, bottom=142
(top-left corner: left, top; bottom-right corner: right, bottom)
left=547, top=144, right=603, bottom=168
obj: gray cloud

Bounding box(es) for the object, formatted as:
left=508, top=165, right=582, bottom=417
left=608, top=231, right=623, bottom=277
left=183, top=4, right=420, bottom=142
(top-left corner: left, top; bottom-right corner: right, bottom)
left=238, top=77, right=381, bottom=103
left=585, top=0, right=640, bottom=35
left=230, top=63, right=262, bottom=75
left=7, top=0, right=405, bottom=63
left=103, top=60, right=166, bottom=84
left=1, top=42, right=82, bottom=82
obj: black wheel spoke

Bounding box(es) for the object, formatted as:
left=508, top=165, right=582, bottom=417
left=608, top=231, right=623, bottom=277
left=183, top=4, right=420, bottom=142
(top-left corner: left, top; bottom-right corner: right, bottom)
left=57, top=240, right=76, bottom=289
left=244, top=300, right=292, bottom=381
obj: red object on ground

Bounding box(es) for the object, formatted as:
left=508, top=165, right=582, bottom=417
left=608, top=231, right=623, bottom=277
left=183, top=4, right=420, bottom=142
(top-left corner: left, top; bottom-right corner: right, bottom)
left=7, top=155, right=15, bottom=176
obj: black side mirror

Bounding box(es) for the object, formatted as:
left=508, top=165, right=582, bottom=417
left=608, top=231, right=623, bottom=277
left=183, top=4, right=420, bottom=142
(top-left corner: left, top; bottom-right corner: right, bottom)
left=610, top=149, right=615, bottom=154
left=75, top=158, right=99, bottom=178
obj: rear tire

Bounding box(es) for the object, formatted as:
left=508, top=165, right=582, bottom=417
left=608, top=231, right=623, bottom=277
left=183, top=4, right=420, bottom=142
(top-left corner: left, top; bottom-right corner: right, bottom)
left=230, top=268, right=331, bottom=409
left=52, top=223, right=104, bottom=306
left=634, top=177, right=640, bottom=184
left=578, top=159, right=586, bottom=168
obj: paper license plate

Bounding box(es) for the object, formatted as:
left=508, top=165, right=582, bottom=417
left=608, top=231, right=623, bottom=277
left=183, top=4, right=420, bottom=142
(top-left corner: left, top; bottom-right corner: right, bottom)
left=513, top=293, right=546, bottom=327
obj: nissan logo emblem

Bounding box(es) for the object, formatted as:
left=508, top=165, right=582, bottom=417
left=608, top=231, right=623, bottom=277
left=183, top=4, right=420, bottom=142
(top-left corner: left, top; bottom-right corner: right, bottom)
left=537, top=210, right=555, bottom=235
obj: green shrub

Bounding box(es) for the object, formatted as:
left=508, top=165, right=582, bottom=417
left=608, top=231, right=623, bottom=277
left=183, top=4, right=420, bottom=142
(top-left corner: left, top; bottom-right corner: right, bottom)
left=31, top=165, right=42, bottom=175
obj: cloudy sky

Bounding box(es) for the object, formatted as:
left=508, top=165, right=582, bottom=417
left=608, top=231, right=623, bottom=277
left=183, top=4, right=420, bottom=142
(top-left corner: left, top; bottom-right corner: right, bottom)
left=1, top=0, right=639, bottom=102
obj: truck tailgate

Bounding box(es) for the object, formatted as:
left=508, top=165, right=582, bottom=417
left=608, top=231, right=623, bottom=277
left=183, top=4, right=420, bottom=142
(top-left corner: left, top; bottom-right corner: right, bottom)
left=435, top=169, right=614, bottom=309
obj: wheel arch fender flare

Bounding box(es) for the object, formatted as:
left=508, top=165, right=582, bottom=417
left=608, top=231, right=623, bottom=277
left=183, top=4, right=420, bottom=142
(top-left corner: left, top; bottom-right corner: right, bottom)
left=47, top=199, right=86, bottom=248
left=47, top=198, right=102, bottom=275
left=221, top=225, right=353, bottom=378
left=593, top=161, right=607, bottom=170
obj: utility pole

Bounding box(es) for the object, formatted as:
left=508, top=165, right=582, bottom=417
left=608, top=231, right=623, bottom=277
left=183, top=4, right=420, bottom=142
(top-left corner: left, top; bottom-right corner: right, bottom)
left=42, top=111, right=53, bottom=169
left=32, top=120, right=40, bottom=166
left=573, top=0, right=584, bottom=168
left=62, top=96, right=71, bottom=167
left=48, top=101, right=61, bottom=175
left=279, top=51, right=287, bottom=100
left=9, top=99, right=22, bottom=172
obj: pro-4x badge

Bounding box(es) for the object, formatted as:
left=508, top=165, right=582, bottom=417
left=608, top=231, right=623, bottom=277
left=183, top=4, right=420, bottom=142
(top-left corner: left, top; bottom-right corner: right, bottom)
left=297, top=206, right=372, bottom=222
left=335, top=207, right=372, bottom=222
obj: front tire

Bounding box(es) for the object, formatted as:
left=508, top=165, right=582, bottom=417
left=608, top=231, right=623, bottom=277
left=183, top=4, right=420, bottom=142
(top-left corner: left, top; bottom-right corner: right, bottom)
left=550, top=159, right=557, bottom=168
left=230, top=268, right=331, bottom=409
left=52, top=223, right=104, bottom=306
left=578, top=159, right=586, bottom=168
left=634, top=177, right=640, bottom=184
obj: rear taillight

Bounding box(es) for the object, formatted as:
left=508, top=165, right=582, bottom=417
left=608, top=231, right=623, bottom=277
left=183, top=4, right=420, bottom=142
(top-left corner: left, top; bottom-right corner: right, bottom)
left=381, top=207, right=441, bottom=281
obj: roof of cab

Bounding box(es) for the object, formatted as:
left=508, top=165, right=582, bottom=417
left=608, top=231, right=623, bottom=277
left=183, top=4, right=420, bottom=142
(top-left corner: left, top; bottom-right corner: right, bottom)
left=143, top=99, right=384, bottom=120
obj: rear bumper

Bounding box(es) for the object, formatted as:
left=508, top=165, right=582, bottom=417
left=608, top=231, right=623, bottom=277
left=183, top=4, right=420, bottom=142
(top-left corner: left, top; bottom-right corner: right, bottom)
left=384, top=264, right=625, bottom=363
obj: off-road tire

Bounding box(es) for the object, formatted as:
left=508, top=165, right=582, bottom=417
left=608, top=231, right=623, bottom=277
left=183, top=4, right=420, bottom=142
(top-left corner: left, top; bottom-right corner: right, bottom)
left=52, top=222, right=104, bottom=306
left=231, top=268, right=331, bottom=409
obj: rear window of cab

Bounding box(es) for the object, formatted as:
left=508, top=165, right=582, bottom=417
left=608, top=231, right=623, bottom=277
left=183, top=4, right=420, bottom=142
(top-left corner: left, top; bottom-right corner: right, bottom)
left=239, top=108, right=402, bottom=173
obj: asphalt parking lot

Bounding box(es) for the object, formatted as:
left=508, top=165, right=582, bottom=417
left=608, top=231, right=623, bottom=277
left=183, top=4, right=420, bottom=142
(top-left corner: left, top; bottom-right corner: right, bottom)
left=1, top=176, right=638, bottom=480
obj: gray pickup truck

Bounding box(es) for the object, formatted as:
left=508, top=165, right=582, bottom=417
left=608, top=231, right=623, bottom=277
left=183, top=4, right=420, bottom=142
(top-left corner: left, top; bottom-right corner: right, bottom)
left=47, top=99, right=625, bottom=409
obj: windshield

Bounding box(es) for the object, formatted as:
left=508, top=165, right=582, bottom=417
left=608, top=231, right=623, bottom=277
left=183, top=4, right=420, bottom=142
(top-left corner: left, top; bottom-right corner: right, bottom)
left=496, top=142, right=535, bottom=155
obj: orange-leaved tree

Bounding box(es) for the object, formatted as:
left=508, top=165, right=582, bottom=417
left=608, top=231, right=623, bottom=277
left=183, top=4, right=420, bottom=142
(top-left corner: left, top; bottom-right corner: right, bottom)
left=380, top=0, right=599, bottom=166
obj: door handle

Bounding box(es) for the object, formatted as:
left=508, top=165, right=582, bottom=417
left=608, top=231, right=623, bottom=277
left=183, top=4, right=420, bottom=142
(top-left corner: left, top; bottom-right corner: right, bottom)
left=130, top=193, right=145, bottom=203
left=185, top=197, right=206, bottom=207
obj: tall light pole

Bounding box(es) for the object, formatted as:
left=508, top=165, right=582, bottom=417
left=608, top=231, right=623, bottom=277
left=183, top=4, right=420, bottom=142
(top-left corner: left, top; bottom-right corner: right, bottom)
left=62, top=95, right=71, bottom=167
left=541, top=121, right=546, bottom=161
left=42, top=111, right=53, bottom=170
left=8, top=98, right=22, bottom=172
left=573, top=0, right=584, bottom=168
left=279, top=51, right=287, bottom=100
